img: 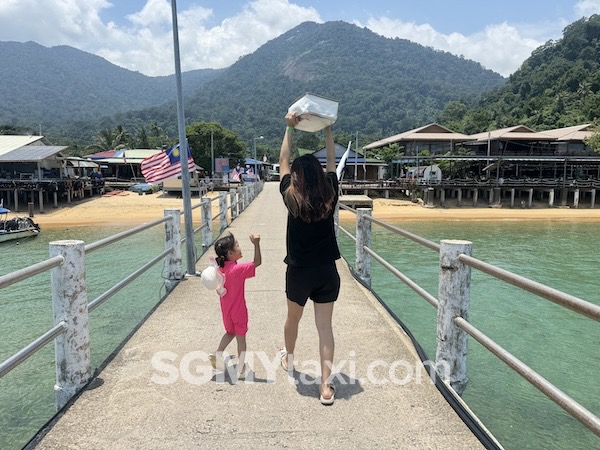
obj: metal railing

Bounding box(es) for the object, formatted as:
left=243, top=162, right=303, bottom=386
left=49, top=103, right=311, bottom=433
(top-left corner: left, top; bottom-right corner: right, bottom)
left=336, top=203, right=600, bottom=438
left=0, top=182, right=263, bottom=414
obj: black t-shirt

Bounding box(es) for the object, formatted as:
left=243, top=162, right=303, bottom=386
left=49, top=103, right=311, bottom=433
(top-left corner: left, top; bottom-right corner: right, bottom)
left=280, top=172, right=341, bottom=267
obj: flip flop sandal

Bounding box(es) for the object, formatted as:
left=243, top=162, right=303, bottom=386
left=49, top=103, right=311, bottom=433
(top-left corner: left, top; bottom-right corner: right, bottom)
left=279, top=348, right=293, bottom=372
left=320, top=384, right=335, bottom=405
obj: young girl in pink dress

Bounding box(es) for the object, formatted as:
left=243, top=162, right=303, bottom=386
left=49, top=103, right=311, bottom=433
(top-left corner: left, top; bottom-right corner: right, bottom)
left=209, top=232, right=261, bottom=379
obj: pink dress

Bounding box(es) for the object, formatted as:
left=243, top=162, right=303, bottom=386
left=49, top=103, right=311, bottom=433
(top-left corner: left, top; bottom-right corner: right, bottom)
left=219, top=260, right=255, bottom=335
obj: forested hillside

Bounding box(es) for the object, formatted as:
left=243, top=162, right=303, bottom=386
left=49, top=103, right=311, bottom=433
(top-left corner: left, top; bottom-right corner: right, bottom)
left=438, top=15, right=600, bottom=134
left=0, top=41, right=222, bottom=127
left=109, top=21, right=504, bottom=146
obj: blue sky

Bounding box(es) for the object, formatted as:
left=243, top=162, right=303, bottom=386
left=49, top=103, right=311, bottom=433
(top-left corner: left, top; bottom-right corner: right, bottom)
left=1, top=0, right=598, bottom=77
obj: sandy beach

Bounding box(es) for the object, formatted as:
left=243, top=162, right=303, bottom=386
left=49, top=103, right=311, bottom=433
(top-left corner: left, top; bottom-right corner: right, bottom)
left=6, top=185, right=600, bottom=228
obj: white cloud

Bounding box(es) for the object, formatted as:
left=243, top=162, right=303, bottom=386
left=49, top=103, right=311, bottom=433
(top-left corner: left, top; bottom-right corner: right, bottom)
left=575, top=0, right=600, bottom=17
left=0, top=0, right=320, bottom=76
left=361, top=17, right=552, bottom=77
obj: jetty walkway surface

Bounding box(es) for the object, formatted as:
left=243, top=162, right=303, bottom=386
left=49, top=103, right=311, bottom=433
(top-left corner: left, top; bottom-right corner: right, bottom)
left=33, top=182, right=484, bottom=449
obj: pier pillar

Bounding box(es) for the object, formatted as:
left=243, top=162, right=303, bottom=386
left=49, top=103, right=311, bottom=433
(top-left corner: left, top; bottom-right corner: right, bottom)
left=13, top=189, right=18, bottom=212
left=229, top=189, right=238, bottom=220
left=457, top=189, right=462, bottom=207
left=201, top=197, right=212, bottom=251
left=573, top=189, right=580, bottom=209
left=50, top=240, right=91, bottom=410
left=28, top=202, right=34, bottom=217
left=510, top=189, right=515, bottom=208
left=427, top=188, right=435, bottom=207
left=493, top=188, right=501, bottom=205
left=219, top=192, right=228, bottom=232
left=561, top=189, right=568, bottom=206
left=356, top=208, right=372, bottom=287
left=53, top=191, right=58, bottom=208
left=528, top=189, right=534, bottom=208
left=440, top=189, right=446, bottom=207
left=39, top=190, right=44, bottom=214
left=591, top=189, right=596, bottom=208
left=548, top=190, right=555, bottom=207
left=472, top=189, right=478, bottom=206
left=164, top=209, right=183, bottom=291
left=436, top=240, right=472, bottom=395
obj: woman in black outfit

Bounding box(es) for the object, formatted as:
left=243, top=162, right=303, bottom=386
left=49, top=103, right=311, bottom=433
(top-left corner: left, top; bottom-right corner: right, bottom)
left=278, top=111, right=341, bottom=405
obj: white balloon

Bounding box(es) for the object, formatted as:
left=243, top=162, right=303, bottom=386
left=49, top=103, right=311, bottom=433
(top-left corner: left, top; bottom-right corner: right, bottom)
left=200, top=266, right=220, bottom=290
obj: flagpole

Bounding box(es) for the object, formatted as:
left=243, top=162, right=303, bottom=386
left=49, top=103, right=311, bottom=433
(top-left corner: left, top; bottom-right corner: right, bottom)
left=170, top=0, right=196, bottom=275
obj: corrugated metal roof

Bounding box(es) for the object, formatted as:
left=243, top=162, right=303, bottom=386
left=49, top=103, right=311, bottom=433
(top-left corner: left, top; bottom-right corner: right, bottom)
left=0, top=135, right=44, bottom=155
left=364, top=123, right=469, bottom=150
left=0, top=146, right=66, bottom=162
left=541, top=124, right=593, bottom=141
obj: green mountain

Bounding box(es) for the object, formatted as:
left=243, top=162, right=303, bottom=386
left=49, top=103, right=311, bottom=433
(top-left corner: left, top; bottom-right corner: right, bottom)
left=104, top=21, right=504, bottom=148
left=439, top=15, right=600, bottom=134
left=0, top=41, right=222, bottom=127
left=0, top=21, right=505, bottom=148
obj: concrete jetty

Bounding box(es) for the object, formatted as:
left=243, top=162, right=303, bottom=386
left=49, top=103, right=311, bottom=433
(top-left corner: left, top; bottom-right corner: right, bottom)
left=32, top=182, right=484, bottom=449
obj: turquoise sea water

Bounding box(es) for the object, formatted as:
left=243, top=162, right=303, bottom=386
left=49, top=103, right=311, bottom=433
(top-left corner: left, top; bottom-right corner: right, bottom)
left=338, top=218, right=600, bottom=449
left=1, top=219, right=599, bottom=449
left=0, top=224, right=204, bottom=449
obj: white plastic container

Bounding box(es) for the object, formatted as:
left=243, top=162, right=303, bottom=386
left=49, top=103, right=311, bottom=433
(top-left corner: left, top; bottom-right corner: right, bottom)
left=288, top=93, right=338, bottom=132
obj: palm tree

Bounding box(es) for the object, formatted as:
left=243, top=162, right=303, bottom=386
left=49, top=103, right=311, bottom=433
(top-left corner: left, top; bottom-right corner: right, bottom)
left=86, top=126, right=130, bottom=152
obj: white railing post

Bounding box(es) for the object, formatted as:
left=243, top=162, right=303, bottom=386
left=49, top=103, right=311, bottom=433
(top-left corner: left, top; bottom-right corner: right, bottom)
left=435, top=239, right=472, bottom=395
left=230, top=188, right=238, bottom=220
left=356, top=208, right=372, bottom=286
left=164, top=209, right=183, bottom=290
left=244, top=186, right=249, bottom=210
left=201, top=197, right=212, bottom=250
left=49, top=240, right=91, bottom=410
left=219, top=191, right=228, bottom=232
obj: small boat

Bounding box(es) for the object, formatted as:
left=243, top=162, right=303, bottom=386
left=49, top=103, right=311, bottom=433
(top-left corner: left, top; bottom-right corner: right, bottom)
left=0, top=207, right=41, bottom=243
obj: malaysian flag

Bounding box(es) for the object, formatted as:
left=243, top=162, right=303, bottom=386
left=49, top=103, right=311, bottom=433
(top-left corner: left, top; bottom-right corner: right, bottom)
left=141, top=144, right=195, bottom=183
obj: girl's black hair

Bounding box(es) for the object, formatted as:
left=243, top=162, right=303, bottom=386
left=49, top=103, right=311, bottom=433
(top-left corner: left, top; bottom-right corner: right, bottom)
left=214, top=233, right=235, bottom=268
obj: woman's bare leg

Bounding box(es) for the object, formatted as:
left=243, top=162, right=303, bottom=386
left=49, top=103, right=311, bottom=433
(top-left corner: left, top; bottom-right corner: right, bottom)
left=283, top=299, right=304, bottom=369
left=314, top=301, right=335, bottom=399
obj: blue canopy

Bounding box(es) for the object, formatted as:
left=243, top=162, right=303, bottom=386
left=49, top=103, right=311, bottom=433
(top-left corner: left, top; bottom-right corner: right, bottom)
left=0, top=207, right=10, bottom=214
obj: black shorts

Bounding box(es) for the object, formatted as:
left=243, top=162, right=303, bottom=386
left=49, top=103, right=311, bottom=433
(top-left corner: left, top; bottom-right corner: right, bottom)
left=286, top=263, right=340, bottom=307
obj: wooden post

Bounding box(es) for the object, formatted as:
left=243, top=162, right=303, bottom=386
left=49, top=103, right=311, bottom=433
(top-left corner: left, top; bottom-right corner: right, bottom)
left=164, top=209, right=183, bottom=291
left=591, top=189, right=596, bottom=209
left=457, top=189, right=462, bottom=207
left=229, top=188, right=238, bottom=220
left=548, top=189, right=555, bottom=207
left=435, top=239, right=472, bottom=395
left=49, top=240, right=91, bottom=410
left=472, top=189, right=478, bottom=206
left=13, top=189, right=18, bottom=212
left=356, top=208, right=372, bottom=286
left=53, top=191, right=58, bottom=208
left=510, top=188, right=515, bottom=208
left=574, top=189, right=580, bottom=209
left=219, top=192, right=228, bottom=232
left=201, top=197, right=212, bottom=251
left=440, top=189, right=446, bottom=207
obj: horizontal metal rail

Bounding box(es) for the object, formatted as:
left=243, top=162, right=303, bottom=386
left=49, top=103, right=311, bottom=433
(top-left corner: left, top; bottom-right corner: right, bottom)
left=0, top=255, right=64, bottom=289
left=459, top=254, right=600, bottom=322
left=336, top=223, right=356, bottom=242
left=367, top=215, right=440, bottom=252
left=0, top=321, right=67, bottom=378
left=364, top=246, right=439, bottom=309
left=454, top=317, right=600, bottom=437
left=339, top=203, right=357, bottom=213
left=88, top=248, right=173, bottom=313
left=85, top=216, right=170, bottom=254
